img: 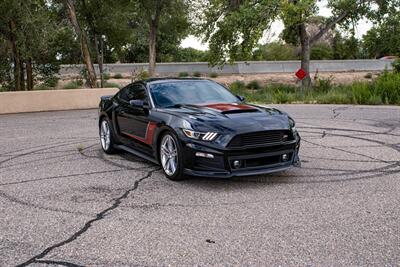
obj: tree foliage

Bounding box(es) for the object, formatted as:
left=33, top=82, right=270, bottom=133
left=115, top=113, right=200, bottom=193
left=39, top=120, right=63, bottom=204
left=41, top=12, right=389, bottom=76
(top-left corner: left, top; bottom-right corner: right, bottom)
left=0, top=0, right=61, bottom=90
left=194, top=0, right=281, bottom=65
left=362, top=12, right=400, bottom=58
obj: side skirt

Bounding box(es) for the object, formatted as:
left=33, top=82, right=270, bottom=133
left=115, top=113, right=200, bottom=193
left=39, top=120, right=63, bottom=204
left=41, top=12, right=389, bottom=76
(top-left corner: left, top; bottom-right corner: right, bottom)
left=114, top=145, right=159, bottom=165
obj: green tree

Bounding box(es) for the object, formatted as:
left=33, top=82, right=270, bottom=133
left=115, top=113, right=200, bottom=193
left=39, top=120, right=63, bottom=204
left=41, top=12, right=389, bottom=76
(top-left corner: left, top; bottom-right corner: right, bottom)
left=194, top=0, right=281, bottom=65
left=63, top=0, right=97, bottom=88
left=173, top=48, right=210, bottom=62
left=252, top=42, right=297, bottom=61
left=311, top=43, right=333, bottom=60
left=0, top=0, right=61, bottom=91
left=196, top=0, right=399, bottom=88
left=134, top=0, right=190, bottom=76
left=332, top=33, right=362, bottom=59
left=362, top=12, right=400, bottom=58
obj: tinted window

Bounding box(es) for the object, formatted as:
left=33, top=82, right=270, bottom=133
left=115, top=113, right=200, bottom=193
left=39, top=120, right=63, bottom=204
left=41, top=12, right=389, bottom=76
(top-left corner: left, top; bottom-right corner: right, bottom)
left=149, top=80, right=238, bottom=108
left=118, top=84, right=148, bottom=102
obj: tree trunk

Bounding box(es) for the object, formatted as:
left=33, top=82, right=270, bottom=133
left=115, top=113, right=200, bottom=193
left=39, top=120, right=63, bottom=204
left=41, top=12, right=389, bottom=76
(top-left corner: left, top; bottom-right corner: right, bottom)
left=94, top=33, right=104, bottom=88
left=299, top=23, right=311, bottom=89
left=148, top=20, right=157, bottom=77
left=65, top=0, right=97, bottom=88
left=26, top=58, right=33, bottom=90
left=20, top=61, right=26, bottom=91
left=9, top=21, right=22, bottom=91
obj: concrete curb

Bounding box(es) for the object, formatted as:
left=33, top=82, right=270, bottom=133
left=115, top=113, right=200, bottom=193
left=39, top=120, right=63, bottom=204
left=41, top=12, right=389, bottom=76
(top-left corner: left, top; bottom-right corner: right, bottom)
left=0, top=88, right=119, bottom=114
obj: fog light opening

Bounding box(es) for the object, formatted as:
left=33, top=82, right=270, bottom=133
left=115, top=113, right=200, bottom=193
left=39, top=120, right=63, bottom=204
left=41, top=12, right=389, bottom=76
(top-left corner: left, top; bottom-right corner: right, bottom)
left=195, top=152, right=214, bottom=159
left=282, top=154, right=289, bottom=162
left=233, top=160, right=242, bottom=169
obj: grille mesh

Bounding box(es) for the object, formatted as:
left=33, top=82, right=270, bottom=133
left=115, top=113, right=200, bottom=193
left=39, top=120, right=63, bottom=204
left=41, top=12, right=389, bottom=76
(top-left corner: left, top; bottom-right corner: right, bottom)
left=228, top=130, right=292, bottom=148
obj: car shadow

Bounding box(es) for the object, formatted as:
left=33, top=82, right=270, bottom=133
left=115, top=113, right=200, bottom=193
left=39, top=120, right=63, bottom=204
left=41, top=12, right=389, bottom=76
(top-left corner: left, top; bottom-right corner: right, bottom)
left=183, top=169, right=299, bottom=188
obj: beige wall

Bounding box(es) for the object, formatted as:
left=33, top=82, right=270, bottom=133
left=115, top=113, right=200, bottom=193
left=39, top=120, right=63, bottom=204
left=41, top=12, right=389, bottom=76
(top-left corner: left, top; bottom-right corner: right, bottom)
left=0, top=88, right=119, bottom=114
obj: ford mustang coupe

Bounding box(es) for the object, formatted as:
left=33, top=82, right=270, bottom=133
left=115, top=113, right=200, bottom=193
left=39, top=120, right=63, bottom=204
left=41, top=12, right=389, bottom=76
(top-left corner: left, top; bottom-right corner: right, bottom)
left=98, top=78, right=300, bottom=180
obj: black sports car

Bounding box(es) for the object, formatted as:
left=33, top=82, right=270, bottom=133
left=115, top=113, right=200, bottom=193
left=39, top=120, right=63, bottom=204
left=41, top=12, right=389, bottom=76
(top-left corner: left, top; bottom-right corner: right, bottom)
left=98, top=78, right=300, bottom=180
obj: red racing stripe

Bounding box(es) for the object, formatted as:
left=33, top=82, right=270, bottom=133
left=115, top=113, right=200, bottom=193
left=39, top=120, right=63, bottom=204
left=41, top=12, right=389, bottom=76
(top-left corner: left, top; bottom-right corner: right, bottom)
left=202, top=103, right=255, bottom=112
left=122, top=122, right=157, bottom=145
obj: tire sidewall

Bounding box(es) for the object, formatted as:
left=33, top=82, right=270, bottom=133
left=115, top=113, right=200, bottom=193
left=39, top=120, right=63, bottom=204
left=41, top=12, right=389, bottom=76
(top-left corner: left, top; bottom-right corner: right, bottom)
left=160, top=131, right=185, bottom=180
left=99, top=118, right=115, bottom=154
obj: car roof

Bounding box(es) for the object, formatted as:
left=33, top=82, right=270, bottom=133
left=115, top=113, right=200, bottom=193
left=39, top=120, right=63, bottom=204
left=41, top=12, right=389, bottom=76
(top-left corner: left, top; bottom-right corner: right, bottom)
left=143, top=77, right=211, bottom=85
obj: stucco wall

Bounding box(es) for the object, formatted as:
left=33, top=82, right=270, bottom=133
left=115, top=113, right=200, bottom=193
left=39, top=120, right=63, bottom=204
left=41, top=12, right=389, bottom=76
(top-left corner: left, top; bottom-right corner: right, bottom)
left=0, top=88, right=119, bottom=114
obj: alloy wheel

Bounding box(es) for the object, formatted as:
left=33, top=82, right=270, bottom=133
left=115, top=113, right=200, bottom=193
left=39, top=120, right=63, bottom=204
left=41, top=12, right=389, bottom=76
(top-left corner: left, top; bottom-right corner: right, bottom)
left=100, top=120, right=111, bottom=151
left=160, top=134, right=178, bottom=176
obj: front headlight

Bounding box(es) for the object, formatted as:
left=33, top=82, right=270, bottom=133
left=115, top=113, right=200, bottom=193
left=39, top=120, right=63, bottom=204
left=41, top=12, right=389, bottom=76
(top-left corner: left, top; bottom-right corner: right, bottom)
left=182, top=129, right=218, bottom=141
left=289, top=117, right=296, bottom=132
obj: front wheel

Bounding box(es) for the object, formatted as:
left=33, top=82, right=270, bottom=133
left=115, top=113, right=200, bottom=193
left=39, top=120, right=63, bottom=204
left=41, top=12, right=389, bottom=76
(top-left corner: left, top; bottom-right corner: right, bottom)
left=99, top=118, right=116, bottom=154
left=160, top=132, right=185, bottom=181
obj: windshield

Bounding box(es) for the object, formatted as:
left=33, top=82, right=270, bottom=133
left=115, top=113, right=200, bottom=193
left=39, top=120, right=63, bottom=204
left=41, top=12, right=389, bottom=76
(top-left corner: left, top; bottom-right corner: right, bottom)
left=149, top=80, right=239, bottom=108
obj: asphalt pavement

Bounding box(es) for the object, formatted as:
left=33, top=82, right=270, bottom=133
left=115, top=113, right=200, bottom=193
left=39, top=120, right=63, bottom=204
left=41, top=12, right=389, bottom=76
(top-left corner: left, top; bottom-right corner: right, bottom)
left=0, top=104, right=399, bottom=266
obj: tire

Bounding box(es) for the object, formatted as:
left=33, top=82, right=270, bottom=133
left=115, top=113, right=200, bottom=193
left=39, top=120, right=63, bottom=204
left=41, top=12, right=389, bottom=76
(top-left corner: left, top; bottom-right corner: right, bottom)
left=159, top=131, right=186, bottom=181
left=99, top=118, right=116, bottom=154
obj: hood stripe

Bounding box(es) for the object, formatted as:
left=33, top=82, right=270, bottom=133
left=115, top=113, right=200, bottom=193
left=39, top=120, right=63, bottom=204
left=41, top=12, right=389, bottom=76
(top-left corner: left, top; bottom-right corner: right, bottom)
left=202, top=103, right=256, bottom=112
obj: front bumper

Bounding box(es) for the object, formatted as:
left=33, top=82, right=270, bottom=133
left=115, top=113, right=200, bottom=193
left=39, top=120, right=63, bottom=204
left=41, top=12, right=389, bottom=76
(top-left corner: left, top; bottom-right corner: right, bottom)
left=182, top=138, right=300, bottom=178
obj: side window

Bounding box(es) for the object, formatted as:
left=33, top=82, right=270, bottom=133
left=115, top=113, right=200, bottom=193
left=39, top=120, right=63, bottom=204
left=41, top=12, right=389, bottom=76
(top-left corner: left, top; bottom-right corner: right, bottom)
left=117, top=87, right=130, bottom=102
left=128, top=84, right=148, bottom=102
left=118, top=84, right=147, bottom=102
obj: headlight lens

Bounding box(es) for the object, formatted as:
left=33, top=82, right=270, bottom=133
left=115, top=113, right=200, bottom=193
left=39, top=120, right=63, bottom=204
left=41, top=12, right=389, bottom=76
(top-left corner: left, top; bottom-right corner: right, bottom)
left=289, top=117, right=296, bottom=133
left=182, top=129, right=218, bottom=141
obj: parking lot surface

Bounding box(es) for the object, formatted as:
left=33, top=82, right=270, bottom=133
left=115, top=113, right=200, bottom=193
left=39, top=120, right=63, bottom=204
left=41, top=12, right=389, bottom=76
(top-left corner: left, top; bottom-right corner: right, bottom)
left=0, top=105, right=399, bottom=266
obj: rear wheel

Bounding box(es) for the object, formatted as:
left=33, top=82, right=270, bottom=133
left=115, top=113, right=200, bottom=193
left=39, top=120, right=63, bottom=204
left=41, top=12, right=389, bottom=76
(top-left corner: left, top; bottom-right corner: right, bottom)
left=99, top=118, right=116, bottom=154
left=160, top=131, right=185, bottom=181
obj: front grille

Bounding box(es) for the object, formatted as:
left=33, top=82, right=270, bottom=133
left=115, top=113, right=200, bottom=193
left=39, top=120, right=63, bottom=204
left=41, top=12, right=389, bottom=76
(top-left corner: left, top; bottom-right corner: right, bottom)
left=228, top=130, right=292, bottom=148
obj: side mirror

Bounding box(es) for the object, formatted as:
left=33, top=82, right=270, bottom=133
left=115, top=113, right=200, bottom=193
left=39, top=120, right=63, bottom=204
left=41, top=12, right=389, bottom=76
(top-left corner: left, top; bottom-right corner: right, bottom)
left=237, top=95, right=245, bottom=102
left=129, top=99, right=148, bottom=109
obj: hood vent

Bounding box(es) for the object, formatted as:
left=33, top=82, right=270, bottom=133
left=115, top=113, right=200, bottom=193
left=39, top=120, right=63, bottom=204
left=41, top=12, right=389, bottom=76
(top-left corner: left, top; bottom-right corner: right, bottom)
left=221, top=109, right=259, bottom=115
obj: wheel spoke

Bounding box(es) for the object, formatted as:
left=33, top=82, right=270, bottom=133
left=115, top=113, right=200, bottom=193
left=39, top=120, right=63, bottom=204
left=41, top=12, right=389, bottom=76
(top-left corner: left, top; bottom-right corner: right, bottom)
left=161, top=145, right=169, bottom=154
left=160, top=134, right=178, bottom=176
left=170, top=157, right=176, bottom=173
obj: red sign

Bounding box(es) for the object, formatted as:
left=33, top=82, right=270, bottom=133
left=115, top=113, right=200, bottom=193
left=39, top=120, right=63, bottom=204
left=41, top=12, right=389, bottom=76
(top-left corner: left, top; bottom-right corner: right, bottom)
left=295, top=68, right=307, bottom=80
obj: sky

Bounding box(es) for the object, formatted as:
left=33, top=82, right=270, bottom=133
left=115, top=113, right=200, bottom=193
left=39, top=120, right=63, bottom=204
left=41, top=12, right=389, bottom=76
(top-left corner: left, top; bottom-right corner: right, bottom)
left=181, top=1, right=373, bottom=51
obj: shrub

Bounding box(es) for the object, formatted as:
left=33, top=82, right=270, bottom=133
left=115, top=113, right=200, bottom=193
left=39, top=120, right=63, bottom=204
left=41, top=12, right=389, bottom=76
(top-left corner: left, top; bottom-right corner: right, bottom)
left=273, top=90, right=295, bottom=103
left=314, top=76, right=334, bottom=92
left=374, top=71, right=400, bottom=104
left=268, top=83, right=297, bottom=93
left=179, top=71, right=189, bottom=77
left=392, top=59, right=400, bottom=73
left=364, top=73, right=373, bottom=79
left=136, top=70, right=149, bottom=80
left=209, top=72, right=218, bottom=78
left=103, top=73, right=110, bottom=80
left=63, top=80, right=82, bottom=89
left=33, top=84, right=51, bottom=91
left=230, top=80, right=246, bottom=90
left=193, top=71, right=201, bottom=77
left=113, top=73, right=123, bottom=79
left=246, top=80, right=261, bottom=90
left=103, top=82, right=120, bottom=88
left=316, top=89, right=351, bottom=104
left=44, top=76, right=59, bottom=87
left=351, top=82, right=373, bottom=104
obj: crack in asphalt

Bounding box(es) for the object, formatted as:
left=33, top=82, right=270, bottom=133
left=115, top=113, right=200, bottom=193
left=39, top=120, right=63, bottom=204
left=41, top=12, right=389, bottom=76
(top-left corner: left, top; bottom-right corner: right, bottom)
left=0, top=168, right=145, bottom=187
left=331, top=106, right=349, bottom=119
left=32, top=259, right=84, bottom=267
left=0, top=191, right=89, bottom=216
left=0, top=140, right=94, bottom=166
left=15, top=168, right=160, bottom=267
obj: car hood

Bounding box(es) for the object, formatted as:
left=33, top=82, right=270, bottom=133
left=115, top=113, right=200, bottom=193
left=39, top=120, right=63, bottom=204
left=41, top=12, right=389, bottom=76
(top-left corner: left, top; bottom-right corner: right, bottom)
left=160, top=103, right=291, bottom=134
